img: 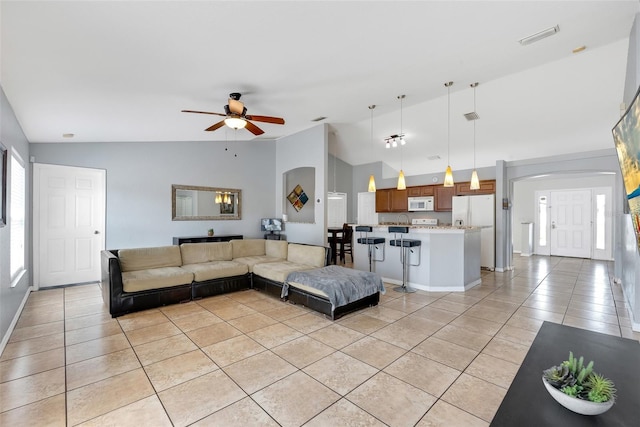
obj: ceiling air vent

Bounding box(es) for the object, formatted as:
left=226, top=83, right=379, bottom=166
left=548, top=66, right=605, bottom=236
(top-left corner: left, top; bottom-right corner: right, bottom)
left=427, top=155, right=441, bottom=160
left=311, top=116, right=327, bottom=122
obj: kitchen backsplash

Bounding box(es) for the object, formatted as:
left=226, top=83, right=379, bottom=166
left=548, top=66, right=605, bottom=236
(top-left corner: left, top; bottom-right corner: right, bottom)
left=377, top=211, right=452, bottom=225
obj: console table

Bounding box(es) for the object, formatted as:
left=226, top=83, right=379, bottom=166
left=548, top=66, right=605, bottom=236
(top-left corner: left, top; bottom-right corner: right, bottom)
left=172, top=235, right=243, bottom=245
left=491, top=321, right=640, bottom=426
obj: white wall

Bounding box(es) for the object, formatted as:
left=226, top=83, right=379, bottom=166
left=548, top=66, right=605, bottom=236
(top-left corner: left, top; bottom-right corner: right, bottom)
left=30, top=139, right=278, bottom=249
left=276, top=124, right=328, bottom=246
left=0, top=87, right=32, bottom=343
left=512, top=174, right=617, bottom=253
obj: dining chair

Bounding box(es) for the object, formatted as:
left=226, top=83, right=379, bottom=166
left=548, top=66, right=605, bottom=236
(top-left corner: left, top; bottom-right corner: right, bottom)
left=340, top=223, right=353, bottom=263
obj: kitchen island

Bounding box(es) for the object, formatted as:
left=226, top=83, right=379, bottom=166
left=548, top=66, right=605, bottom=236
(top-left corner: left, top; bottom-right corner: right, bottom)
left=353, top=225, right=481, bottom=292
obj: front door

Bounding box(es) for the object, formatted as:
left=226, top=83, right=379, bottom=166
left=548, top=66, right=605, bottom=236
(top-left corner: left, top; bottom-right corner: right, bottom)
left=34, top=164, right=106, bottom=288
left=550, top=189, right=591, bottom=258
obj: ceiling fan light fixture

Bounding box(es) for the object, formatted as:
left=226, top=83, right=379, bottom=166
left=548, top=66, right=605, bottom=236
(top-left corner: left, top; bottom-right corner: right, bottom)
left=224, top=116, right=247, bottom=129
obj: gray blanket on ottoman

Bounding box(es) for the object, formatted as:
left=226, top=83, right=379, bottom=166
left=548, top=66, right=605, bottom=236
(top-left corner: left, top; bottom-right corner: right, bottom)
left=284, top=265, right=385, bottom=310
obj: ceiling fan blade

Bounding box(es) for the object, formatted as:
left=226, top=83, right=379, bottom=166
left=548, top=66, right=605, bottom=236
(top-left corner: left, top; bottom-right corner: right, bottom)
left=182, top=109, right=227, bottom=117
left=228, top=99, right=245, bottom=115
left=205, top=120, right=226, bottom=132
left=244, top=115, right=285, bottom=125
left=244, top=120, right=265, bottom=136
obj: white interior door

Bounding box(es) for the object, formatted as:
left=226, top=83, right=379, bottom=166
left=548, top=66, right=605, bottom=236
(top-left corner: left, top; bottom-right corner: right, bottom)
left=34, top=164, right=106, bottom=288
left=327, top=192, right=347, bottom=228
left=550, top=189, right=591, bottom=258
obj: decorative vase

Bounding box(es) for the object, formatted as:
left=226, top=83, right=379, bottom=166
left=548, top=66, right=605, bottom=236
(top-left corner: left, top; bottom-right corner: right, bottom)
left=542, top=377, right=614, bottom=416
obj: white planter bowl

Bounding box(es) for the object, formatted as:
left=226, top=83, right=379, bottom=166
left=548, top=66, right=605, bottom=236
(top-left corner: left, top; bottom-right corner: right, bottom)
left=542, top=377, right=614, bottom=416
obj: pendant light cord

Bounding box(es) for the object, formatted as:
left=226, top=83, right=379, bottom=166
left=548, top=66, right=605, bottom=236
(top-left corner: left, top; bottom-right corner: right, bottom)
left=447, top=84, right=451, bottom=165
left=471, top=81, right=479, bottom=169
left=399, top=95, right=405, bottom=169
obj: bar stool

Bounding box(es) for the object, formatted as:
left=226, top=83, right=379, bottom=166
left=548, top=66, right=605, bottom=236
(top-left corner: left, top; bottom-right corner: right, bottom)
left=355, top=226, right=385, bottom=272
left=388, top=226, right=421, bottom=293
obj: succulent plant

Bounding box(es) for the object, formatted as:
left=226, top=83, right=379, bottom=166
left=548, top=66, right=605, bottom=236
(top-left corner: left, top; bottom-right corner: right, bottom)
left=544, top=352, right=616, bottom=403
left=586, top=373, right=617, bottom=403
left=543, top=364, right=577, bottom=388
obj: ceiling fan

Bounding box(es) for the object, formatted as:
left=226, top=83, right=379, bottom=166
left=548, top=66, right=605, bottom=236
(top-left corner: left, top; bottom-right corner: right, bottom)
left=182, top=92, right=285, bottom=136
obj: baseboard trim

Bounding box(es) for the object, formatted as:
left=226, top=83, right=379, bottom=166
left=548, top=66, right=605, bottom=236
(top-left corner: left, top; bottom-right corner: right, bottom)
left=0, top=285, right=34, bottom=356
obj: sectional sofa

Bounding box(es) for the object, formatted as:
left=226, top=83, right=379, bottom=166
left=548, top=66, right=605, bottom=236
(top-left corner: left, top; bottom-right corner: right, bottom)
left=101, top=239, right=332, bottom=318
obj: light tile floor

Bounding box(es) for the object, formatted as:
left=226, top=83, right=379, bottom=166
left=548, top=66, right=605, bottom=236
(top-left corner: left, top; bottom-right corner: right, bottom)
left=1, top=255, right=638, bottom=426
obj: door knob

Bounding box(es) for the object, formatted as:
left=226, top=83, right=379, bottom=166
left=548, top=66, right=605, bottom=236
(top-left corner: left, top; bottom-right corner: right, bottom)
left=551, top=222, right=556, bottom=229
left=94, top=230, right=100, bottom=234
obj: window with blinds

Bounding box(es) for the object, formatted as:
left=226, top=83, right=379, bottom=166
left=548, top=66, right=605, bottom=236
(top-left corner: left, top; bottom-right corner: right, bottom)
left=10, top=153, right=25, bottom=286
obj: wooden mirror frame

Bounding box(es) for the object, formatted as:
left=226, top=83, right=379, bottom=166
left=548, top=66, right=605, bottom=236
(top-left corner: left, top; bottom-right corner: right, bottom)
left=172, top=184, right=242, bottom=221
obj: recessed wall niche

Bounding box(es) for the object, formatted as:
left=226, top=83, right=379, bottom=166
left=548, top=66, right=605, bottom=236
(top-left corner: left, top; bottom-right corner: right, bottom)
left=283, top=167, right=315, bottom=223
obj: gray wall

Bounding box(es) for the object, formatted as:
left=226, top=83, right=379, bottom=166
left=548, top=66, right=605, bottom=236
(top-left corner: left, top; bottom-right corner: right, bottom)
left=275, top=124, right=328, bottom=246
left=0, top=87, right=31, bottom=342
left=30, top=139, right=278, bottom=249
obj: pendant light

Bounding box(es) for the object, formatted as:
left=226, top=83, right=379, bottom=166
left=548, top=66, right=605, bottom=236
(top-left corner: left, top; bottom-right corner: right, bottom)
left=469, top=82, right=480, bottom=190
left=397, top=95, right=406, bottom=190
left=368, top=105, right=377, bottom=192
left=443, top=81, right=455, bottom=187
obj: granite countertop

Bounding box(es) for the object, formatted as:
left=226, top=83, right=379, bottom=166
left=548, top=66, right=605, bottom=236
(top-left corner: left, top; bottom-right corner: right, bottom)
left=358, top=224, right=478, bottom=231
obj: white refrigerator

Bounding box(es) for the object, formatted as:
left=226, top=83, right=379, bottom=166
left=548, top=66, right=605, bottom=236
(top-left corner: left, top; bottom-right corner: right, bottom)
left=452, top=194, right=495, bottom=269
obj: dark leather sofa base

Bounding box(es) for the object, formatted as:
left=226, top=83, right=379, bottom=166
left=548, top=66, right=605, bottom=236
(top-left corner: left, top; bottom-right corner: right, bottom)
left=252, top=274, right=380, bottom=320
left=107, top=284, right=192, bottom=318
left=192, top=274, right=251, bottom=300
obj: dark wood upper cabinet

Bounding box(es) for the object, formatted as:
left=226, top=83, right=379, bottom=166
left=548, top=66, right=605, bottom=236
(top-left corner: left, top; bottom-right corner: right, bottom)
left=375, top=189, right=392, bottom=212
left=407, top=185, right=434, bottom=197
left=390, top=189, right=408, bottom=211
left=375, top=188, right=408, bottom=212
left=434, top=186, right=455, bottom=211
left=455, top=180, right=496, bottom=195
left=376, top=179, right=495, bottom=212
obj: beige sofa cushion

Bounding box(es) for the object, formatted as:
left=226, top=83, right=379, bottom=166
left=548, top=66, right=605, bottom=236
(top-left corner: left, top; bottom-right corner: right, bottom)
left=180, top=242, right=232, bottom=265
left=287, top=244, right=326, bottom=268
left=253, top=261, right=314, bottom=283
left=122, top=267, right=193, bottom=292
left=265, top=240, right=288, bottom=259
left=233, top=256, right=283, bottom=273
left=181, top=261, right=248, bottom=282
left=119, top=246, right=182, bottom=272
left=231, top=239, right=266, bottom=259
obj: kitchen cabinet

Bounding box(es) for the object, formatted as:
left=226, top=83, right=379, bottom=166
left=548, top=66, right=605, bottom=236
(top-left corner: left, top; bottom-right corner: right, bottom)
left=456, top=180, right=496, bottom=195
left=434, top=186, right=455, bottom=211
left=375, top=188, right=408, bottom=212
left=407, top=185, right=434, bottom=197
left=375, top=189, right=392, bottom=212
left=390, top=189, right=408, bottom=211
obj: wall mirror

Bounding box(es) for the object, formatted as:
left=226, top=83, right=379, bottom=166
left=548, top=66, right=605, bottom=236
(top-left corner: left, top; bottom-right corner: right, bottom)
left=172, top=184, right=242, bottom=221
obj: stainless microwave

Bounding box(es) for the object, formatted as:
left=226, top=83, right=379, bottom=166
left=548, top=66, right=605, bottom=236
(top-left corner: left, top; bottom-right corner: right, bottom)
left=408, top=196, right=434, bottom=211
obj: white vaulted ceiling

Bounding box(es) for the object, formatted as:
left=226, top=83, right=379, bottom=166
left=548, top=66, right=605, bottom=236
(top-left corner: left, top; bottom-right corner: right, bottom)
left=1, top=1, right=638, bottom=176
